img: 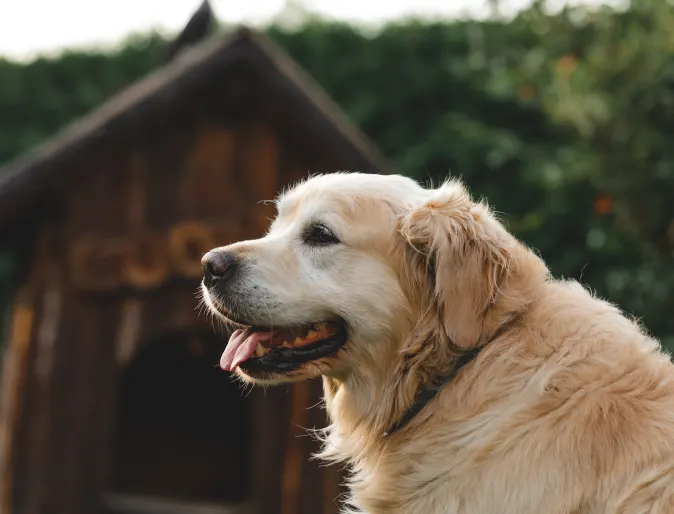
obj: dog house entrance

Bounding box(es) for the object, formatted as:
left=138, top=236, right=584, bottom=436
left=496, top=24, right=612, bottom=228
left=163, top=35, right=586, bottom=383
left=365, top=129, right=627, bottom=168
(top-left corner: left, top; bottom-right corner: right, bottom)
left=106, top=330, right=253, bottom=514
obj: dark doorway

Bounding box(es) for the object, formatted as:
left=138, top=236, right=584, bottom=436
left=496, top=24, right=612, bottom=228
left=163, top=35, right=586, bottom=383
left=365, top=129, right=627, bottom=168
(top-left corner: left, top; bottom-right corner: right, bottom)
left=108, top=330, right=251, bottom=511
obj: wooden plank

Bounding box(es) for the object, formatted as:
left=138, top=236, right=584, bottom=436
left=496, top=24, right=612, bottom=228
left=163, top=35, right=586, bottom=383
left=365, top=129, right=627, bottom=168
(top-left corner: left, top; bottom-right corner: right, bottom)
left=0, top=226, right=54, bottom=514
left=104, top=493, right=255, bottom=514
left=127, top=151, right=149, bottom=228
left=75, top=149, right=148, bottom=512
left=95, top=301, right=125, bottom=504
left=278, top=152, right=310, bottom=193
left=182, top=124, right=237, bottom=220
left=252, top=387, right=290, bottom=514
left=322, top=457, right=343, bottom=514
left=281, top=382, right=310, bottom=514
left=130, top=283, right=212, bottom=349
left=299, top=380, right=325, bottom=514
left=0, top=302, right=35, bottom=513
left=22, top=236, right=63, bottom=514
left=116, top=298, right=144, bottom=365
left=81, top=299, right=121, bottom=512
left=123, top=151, right=174, bottom=292
left=236, top=121, right=279, bottom=237
left=32, top=293, right=118, bottom=514
left=37, top=280, right=76, bottom=513
left=64, top=142, right=130, bottom=332
left=66, top=150, right=130, bottom=238
left=314, top=380, right=343, bottom=514
left=53, top=298, right=104, bottom=512
left=144, top=122, right=194, bottom=228
left=24, top=217, right=108, bottom=513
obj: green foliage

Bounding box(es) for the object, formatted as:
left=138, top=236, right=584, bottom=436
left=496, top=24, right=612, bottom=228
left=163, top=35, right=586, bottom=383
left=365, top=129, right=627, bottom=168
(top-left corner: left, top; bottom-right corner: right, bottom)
left=0, top=1, right=672, bottom=347
left=0, top=33, right=167, bottom=164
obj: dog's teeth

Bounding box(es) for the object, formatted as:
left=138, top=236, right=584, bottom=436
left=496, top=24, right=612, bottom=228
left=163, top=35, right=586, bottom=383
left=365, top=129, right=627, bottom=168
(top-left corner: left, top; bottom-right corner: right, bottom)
left=294, top=337, right=303, bottom=346
left=281, top=340, right=291, bottom=347
left=255, top=343, right=265, bottom=357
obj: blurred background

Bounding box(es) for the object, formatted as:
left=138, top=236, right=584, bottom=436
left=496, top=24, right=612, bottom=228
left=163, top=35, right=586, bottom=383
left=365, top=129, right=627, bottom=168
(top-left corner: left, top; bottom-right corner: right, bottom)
left=0, top=0, right=673, bottom=513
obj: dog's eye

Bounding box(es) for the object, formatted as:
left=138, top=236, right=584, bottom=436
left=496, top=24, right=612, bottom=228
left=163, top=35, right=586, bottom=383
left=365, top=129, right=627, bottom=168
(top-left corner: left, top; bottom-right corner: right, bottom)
left=303, top=224, right=340, bottom=246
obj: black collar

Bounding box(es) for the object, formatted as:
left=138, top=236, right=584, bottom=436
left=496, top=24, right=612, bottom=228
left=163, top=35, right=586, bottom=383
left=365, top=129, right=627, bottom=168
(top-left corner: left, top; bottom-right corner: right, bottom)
left=383, top=318, right=517, bottom=437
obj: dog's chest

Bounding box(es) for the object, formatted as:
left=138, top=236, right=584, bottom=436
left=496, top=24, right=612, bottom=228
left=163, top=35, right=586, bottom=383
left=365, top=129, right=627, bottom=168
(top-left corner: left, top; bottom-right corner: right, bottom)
left=347, top=431, right=577, bottom=514
left=350, top=465, right=569, bottom=514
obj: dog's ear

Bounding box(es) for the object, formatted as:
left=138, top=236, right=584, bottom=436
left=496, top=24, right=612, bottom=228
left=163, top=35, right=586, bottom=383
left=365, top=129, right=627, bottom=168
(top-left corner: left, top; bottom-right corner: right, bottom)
left=399, top=180, right=522, bottom=349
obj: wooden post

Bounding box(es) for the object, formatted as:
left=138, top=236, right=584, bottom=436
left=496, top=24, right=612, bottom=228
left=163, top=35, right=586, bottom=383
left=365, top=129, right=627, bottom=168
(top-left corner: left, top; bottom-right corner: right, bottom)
left=0, top=302, right=35, bottom=514
left=182, top=124, right=236, bottom=219
left=236, top=121, right=279, bottom=237
left=281, top=382, right=310, bottom=514
left=322, top=454, right=343, bottom=514
left=22, top=261, right=63, bottom=514
left=115, top=299, right=144, bottom=365
left=0, top=226, right=55, bottom=514
left=251, top=387, right=290, bottom=514
left=299, top=381, right=328, bottom=514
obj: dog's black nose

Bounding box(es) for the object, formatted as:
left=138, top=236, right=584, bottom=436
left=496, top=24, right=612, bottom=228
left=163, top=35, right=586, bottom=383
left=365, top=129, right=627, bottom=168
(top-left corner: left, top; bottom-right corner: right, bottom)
left=202, top=250, right=237, bottom=286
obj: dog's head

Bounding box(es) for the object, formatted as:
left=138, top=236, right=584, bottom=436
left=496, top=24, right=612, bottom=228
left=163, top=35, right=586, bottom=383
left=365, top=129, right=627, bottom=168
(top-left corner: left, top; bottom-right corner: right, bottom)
left=201, top=173, right=546, bottom=386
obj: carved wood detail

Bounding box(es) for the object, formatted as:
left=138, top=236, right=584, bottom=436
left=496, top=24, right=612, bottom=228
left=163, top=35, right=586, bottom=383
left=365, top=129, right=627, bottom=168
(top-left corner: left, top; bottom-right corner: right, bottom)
left=69, top=238, right=127, bottom=293
left=67, top=220, right=237, bottom=293
left=168, top=221, right=216, bottom=279
left=124, top=228, right=169, bottom=291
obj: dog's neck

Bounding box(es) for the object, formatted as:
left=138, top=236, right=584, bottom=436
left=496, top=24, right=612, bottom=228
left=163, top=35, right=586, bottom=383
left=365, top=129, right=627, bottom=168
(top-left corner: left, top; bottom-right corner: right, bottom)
left=384, top=312, right=522, bottom=437
left=319, top=315, right=520, bottom=465
left=317, top=245, right=548, bottom=470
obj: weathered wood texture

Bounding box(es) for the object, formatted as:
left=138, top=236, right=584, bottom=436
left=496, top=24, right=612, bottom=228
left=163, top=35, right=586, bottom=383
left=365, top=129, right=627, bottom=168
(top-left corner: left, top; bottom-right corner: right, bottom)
left=0, top=241, right=40, bottom=514
left=0, top=99, right=345, bottom=514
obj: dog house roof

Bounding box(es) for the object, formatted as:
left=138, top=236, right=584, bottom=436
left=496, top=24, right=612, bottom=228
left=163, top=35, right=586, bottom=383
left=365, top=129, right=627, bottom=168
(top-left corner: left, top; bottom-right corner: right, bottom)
left=0, top=26, right=392, bottom=234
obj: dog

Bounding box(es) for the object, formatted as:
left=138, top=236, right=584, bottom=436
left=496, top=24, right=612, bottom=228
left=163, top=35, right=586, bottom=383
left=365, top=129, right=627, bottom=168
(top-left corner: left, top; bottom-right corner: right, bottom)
left=201, top=172, right=674, bottom=514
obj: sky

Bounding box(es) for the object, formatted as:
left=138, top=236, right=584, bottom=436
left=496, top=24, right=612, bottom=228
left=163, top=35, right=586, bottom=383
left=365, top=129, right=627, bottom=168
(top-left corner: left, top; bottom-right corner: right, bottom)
left=0, top=0, right=615, bottom=61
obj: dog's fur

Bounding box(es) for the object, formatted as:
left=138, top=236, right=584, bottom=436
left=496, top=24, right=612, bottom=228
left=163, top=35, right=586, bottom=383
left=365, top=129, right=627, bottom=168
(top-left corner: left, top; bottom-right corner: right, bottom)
left=203, top=172, right=674, bottom=514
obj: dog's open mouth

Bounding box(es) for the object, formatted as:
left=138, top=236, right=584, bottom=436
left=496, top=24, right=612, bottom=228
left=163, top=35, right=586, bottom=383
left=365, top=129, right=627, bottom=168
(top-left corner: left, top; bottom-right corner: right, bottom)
left=220, top=319, right=347, bottom=374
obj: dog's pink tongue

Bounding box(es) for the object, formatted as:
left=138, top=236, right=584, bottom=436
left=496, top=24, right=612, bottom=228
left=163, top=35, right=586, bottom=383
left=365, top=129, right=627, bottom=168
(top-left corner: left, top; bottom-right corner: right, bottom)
left=221, top=329, right=272, bottom=371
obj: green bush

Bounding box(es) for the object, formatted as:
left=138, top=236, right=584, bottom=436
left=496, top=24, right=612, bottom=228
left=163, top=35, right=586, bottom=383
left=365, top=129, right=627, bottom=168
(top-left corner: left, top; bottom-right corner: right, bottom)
left=0, top=33, right=166, bottom=164
left=1, top=0, right=673, bottom=348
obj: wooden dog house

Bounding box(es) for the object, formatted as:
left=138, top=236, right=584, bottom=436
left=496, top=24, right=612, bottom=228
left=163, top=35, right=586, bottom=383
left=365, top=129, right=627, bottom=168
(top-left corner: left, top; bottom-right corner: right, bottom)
left=0, top=27, right=391, bottom=514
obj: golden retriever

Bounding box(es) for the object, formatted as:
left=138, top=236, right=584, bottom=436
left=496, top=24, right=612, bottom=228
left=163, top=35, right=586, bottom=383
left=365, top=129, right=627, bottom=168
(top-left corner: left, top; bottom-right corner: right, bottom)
left=201, top=172, right=674, bottom=514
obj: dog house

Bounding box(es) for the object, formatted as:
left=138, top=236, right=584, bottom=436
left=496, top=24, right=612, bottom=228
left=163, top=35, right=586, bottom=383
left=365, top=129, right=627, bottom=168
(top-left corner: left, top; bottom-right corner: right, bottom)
left=0, top=27, right=392, bottom=514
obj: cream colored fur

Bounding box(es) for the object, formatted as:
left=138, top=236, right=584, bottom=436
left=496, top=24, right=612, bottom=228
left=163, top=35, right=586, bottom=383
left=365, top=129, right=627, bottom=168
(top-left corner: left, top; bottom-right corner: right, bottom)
left=203, top=172, right=674, bottom=514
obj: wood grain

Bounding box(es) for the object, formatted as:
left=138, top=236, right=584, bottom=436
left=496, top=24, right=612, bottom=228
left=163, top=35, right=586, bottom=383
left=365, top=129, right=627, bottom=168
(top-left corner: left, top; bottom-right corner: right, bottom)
left=0, top=303, right=35, bottom=513
left=183, top=125, right=236, bottom=219
left=282, top=382, right=310, bottom=514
